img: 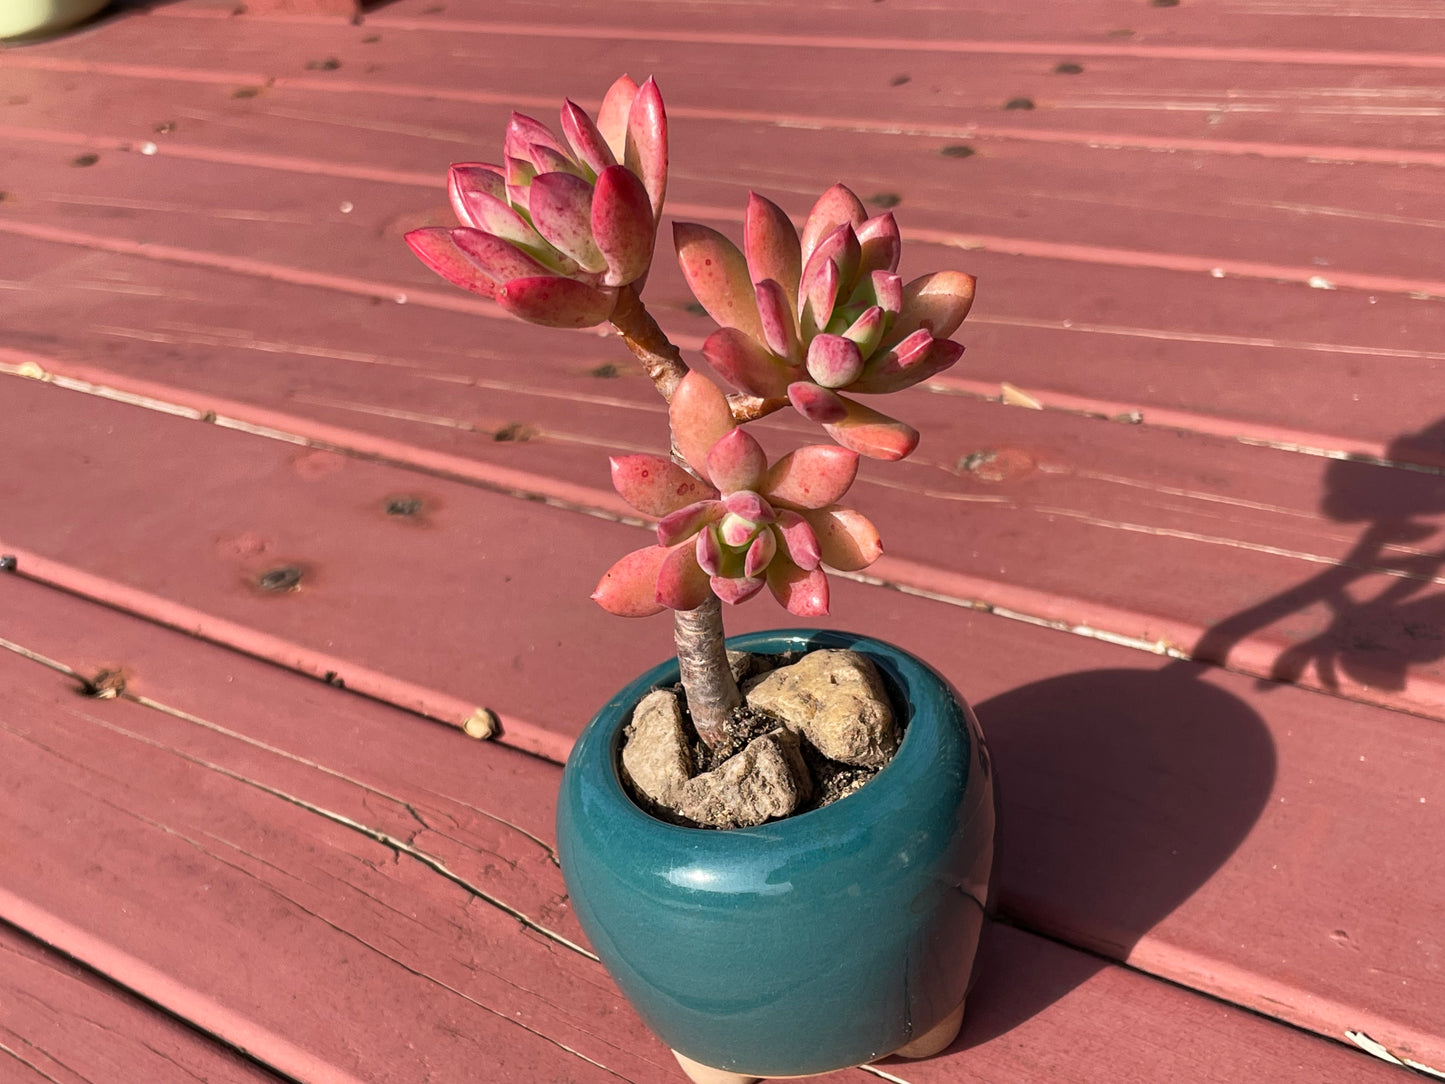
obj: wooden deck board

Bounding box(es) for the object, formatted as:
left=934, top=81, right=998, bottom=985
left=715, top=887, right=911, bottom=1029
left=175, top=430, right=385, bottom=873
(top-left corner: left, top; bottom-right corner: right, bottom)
left=3, top=0, right=1443, bottom=1079
left=3, top=410, right=1443, bottom=1066
left=0, top=583, right=1416, bottom=1083
left=0, top=925, right=282, bottom=1084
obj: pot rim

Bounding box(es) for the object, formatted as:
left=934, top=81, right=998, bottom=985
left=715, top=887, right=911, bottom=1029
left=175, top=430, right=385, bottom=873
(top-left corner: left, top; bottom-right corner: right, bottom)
left=580, top=626, right=966, bottom=838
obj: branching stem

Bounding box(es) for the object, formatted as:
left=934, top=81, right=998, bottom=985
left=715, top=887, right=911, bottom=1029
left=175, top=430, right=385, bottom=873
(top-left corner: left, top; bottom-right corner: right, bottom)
left=609, top=287, right=752, bottom=750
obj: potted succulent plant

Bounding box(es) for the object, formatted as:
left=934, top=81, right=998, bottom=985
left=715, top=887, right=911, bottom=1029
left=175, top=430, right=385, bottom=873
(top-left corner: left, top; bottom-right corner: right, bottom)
left=407, top=76, right=995, bottom=1084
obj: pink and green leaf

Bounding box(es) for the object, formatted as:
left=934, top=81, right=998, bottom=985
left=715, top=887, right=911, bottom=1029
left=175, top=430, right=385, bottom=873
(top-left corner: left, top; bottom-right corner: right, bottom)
left=884, top=270, right=977, bottom=348
left=703, top=327, right=796, bottom=399
left=722, top=490, right=774, bottom=524
left=802, top=506, right=883, bottom=571
left=528, top=172, right=607, bottom=273
left=773, top=510, right=822, bottom=571
left=560, top=99, right=617, bottom=177
left=591, top=164, right=656, bottom=286
left=705, top=427, right=767, bottom=493
left=496, top=276, right=618, bottom=328
left=805, top=333, right=865, bottom=389
left=800, top=183, right=867, bottom=268
left=669, top=370, right=736, bottom=476
left=592, top=545, right=669, bottom=617
left=767, top=555, right=830, bottom=617
left=404, top=228, right=500, bottom=299
left=762, top=445, right=859, bottom=510
left=450, top=228, right=556, bottom=284
left=787, top=381, right=849, bottom=423
left=674, top=222, right=765, bottom=343
left=656, top=500, right=724, bottom=547
left=856, top=212, right=901, bottom=275
left=712, top=574, right=766, bottom=606
left=821, top=396, right=920, bottom=461
left=624, top=77, right=668, bottom=220
left=596, top=74, right=640, bottom=162
left=657, top=543, right=713, bottom=610
left=745, top=192, right=802, bottom=300
left=610, top=454, right=714, bottom=517
left=753, top=279, right=800, bottom=362
left=744, top=529, right=778, bottom=578
left=852, top=334, right=964, bottom=394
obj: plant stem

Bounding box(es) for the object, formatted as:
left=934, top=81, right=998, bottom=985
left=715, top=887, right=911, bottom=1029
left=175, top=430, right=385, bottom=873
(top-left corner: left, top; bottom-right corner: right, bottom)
left=610, top=285, right=789, bottom=424
left=610, top=287, right=747, bottom=750
left=609, top=284, right=688, bottom=404
left=673, top=597, right=741, bottom=749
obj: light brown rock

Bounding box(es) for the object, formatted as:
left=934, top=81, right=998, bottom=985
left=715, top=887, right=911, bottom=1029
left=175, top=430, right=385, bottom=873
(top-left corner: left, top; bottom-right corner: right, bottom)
left=743, top=649, right=899, bottom=768
left=674, top=728, right=810, bottom=829
left=620, top=688, right=693, bottom=807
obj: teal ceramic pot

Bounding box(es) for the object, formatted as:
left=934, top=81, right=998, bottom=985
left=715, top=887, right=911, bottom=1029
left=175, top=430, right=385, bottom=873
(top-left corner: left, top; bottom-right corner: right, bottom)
left=557, top=629, right=995, bottom=1078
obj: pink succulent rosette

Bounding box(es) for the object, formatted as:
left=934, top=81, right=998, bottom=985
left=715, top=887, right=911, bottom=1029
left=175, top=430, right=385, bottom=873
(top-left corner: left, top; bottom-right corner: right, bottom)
left=593, top=374, right=883, bottom=618
left=674, top=183, right=975, bottom=460
left=405, top=75, right=667, bottom=328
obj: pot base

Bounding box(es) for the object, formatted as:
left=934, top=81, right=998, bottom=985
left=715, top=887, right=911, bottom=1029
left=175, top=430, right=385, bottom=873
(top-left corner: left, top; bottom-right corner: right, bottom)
left=671, top=999, right=965, bottom=1082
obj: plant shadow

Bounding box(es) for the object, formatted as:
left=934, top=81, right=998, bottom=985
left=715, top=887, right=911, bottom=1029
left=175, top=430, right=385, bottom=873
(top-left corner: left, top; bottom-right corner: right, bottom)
left=951, top=660, right=1276, bottom=1048
left=892, top=419, right=1445, bottom=1055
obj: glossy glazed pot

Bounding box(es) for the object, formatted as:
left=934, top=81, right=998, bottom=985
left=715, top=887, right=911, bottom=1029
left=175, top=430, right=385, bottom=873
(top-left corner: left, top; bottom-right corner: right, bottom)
left=557, top=629, right=996, bottom=1080
left=0, top=0, right=109, bottom=39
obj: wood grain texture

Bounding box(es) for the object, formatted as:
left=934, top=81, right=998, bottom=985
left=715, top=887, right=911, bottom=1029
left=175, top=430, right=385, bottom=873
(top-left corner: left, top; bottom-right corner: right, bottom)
left=0, top=582, right=1416, bottom=1083
left=0, top=924, right=283, bottom=1084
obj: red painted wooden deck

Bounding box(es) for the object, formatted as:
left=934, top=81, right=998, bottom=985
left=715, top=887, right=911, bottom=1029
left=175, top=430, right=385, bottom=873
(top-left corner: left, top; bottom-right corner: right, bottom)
left=2, top=1, right=1443, bottom=1080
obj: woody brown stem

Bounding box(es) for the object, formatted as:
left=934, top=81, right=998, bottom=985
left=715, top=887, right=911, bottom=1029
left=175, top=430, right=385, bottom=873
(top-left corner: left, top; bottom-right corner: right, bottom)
left=610, top=286, right=751, bottom=750
left=674, top=597, right=741, bottom=749
left=609, top=284, right=688, bottom=404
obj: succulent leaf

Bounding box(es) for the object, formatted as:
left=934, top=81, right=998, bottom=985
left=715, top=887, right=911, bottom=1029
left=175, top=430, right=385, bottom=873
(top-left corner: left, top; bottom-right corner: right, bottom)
left=856, top=213, right=902, bottom=275
left=696, top=526, right=723, bottom=576
left=447, top=164, right=505, bottom=220
left=592, top=545, right=670, bottom=617
left=766, top=554, right=830, bottom=617
left=705, top=427, right=768, bottom=494
left=762, top=445, right=859, bottom=510
left=719, top=512, right=759, bottom=548
left=625, top=77, right=668, bottom=221
left=448, top=228, right=555, bottom=284
left=800, top=256, right=840, bottom=340
left=802, top=506, right=883, bottom=571
left=656, top=500, right=724, bottom=547
left=852, top=335, right=964, bottom=394
left=745, top=192, right=803, bottom=301
left=657, top=543, right=713, bottom=610
left=669, top=371, right=736, bottom=477
left=885, top=271, right=977, bottom=348
left=712, top=574, right=766, bottom=605
left=596, top=75, right=641, bottom=164
left=753, top=278, right=800, bottom=362
left=744, top=529, right=778, bottom=578
left=805, top=333, right=865, bottom=389
left=674, top=222, right=765, bottom=343
left=787, top=382, right=849, bottom=424
left=496, top=276, right=618, bottom=328
left=774, top=510, right=822, bottom=571
left=528, top=172, right=608, bottom=273
left=447, top=174, right=545, bottom=251
left=505, top=112, right=568, bottom=166
left=404, top=228, right=500, bottom=299
left=560, top=99, right=617, bottom=177
left=610, top=455, right=714, bottom=517
left=800, top=183, right=867, bottom=268
left=721, top=490, right=774, bottom=524
left=591, top=165, right=656, bottom=286
left=821, top=396, right=920, bottom=460
left=703, top=326, right=797, bottom=399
